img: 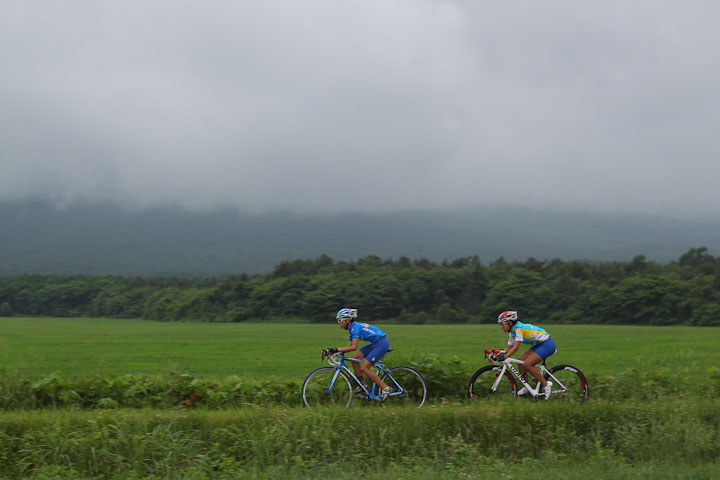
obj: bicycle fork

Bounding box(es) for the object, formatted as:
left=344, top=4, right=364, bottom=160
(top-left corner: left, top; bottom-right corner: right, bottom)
left=491, top=364, right=508, bottom=392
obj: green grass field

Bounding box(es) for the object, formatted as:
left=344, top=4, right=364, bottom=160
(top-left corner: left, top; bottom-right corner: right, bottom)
left=1, top=317, right=719, bottom=479
left=1, top=317, right=719, bottom=380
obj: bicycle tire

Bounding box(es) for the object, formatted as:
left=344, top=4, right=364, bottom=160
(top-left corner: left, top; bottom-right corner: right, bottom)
left=544, top=364, right=589, bottom=402
left=468, top=365, right=516, bottom=401
left=380, top=366, right=427, bottom=408
left=301, top=367, right=353, bottom=408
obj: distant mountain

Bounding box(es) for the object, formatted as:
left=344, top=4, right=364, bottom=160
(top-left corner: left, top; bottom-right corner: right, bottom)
left=1, top=201, right=719, bottom=277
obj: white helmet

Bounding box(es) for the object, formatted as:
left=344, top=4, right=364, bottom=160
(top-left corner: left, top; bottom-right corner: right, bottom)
left=497, top=311, right=518, bottom=324
left=336, top=308, right=357, bottom=322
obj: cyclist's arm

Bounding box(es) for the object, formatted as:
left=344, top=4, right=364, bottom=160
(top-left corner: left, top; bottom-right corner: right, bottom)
left=504, top=341, right=520, bottom=357
left=338, top=337, right=359, bottom=354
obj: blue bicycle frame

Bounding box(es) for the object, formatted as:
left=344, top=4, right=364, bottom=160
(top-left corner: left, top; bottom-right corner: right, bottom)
left=326, top=354, right=403, bottom=400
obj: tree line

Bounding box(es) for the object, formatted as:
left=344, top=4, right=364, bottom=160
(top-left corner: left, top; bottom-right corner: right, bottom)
left=1, top=247, right=718, bottom=325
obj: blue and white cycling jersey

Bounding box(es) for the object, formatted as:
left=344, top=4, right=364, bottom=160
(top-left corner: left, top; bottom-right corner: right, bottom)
left=508, top=321, right=551, bottom=346
left=348, top=322, right=387, bottom=344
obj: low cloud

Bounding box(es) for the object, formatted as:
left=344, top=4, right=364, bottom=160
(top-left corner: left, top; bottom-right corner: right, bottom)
left=2, top=1, right=719, bottom=218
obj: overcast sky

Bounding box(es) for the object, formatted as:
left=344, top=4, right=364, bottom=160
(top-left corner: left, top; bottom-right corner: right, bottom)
left=2, top=1, right=719, bottom=218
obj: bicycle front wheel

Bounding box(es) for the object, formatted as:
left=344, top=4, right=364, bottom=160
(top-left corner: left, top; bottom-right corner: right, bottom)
left=301, top=367, right=353, bottom=408
left=545, top=364, right=589, bottom=402
left=380, top=366, right=427, bottom=408
left=468, top=365, right=516, bottom=401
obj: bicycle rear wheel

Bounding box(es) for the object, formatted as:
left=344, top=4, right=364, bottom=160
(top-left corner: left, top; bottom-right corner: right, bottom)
left=468, top=365, right=516, bottom=401
left=380, top=366, right=427, bottom=408
left=544, top=364, right=589, bottom=402
left=301, top=367, right=353, bottom=408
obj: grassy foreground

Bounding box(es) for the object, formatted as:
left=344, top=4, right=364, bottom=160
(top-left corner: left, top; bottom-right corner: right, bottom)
left=1, top=317, right=719, bottom=379
left=1, top=318, right=719, bottom=478
left=1, top=400, right=718, bottom=479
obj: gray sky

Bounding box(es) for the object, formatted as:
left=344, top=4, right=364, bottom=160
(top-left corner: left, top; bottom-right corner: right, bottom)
left=2, top=1, right=720, bottom=218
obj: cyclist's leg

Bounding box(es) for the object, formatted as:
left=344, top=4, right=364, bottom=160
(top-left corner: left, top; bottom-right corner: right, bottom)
left=351, top=349, right=368, bottom=388
left=361, top=359, right=387, bottom=390
left=359, top=338, right=390, bottom=390
left=520, top=339, right=557, bottom=388
left=518, top=349, right=547, bottom=388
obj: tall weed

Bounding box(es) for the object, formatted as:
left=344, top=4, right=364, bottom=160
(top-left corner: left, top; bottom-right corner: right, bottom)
left=0, top=402, right=718, bottom=478
left=0, top=361, right=717, bottom=409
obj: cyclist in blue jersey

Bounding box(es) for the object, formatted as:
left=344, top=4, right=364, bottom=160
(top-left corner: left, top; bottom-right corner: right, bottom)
left=496, top=310, right=557, bottom=399
left=321, top=308, right=392, bottom=401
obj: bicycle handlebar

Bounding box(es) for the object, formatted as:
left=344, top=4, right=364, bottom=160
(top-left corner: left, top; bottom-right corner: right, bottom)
left=484, top=348, right=502, bottom=360
left=484, top=348, right=517, bottom=364
left=321, top=351, right=342, bottom=366
left=320, top=351, right=364, bottom=367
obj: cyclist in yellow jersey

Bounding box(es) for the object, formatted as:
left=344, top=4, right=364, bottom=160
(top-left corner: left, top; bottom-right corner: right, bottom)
left=495, top=310, right=557, bottom=399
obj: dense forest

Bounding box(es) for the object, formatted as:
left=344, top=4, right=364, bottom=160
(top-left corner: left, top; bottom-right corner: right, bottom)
left=1, top=247, right=719, bottom=325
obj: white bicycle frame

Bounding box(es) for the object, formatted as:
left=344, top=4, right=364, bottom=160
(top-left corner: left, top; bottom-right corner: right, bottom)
left=490, top=356, right=568, bottom=397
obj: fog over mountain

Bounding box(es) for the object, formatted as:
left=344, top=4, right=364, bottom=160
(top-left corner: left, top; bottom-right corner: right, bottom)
left=1, top=202, right=718, bottom=277
left=3, top=2, right=720, bottom=274
left=2, top=2, right=720, bottom=220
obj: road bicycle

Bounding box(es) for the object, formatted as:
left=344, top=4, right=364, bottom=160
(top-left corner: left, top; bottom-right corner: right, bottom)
left=468, top=348, right=589, bottom=402
left=301, top=349, right=427, bottom=408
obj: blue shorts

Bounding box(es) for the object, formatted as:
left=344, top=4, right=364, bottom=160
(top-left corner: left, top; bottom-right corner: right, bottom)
left=530, top=338, right=557, bottom=360
left=359, top=336, right=390, bottom=365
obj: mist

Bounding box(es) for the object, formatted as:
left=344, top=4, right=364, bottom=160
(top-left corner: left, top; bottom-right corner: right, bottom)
left=2, top=1, right=720, bottom=219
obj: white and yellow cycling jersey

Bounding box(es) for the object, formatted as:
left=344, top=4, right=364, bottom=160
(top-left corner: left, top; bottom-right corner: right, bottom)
left=508, top=321, right=551, bottom=346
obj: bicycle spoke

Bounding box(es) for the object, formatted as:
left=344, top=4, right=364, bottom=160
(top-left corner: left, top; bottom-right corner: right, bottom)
left=301, top=367, right=353, bottom=408
left=468, top=365, right=516, bottom=401
left=545, top=365, right=589, bottom=402
left=381, top=366, right=427, bottom=408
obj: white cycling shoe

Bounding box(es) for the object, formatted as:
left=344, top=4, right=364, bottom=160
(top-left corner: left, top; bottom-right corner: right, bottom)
left=544, top=382, right=553, bottom=400
left=516, top=387, right=528, bottom=396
